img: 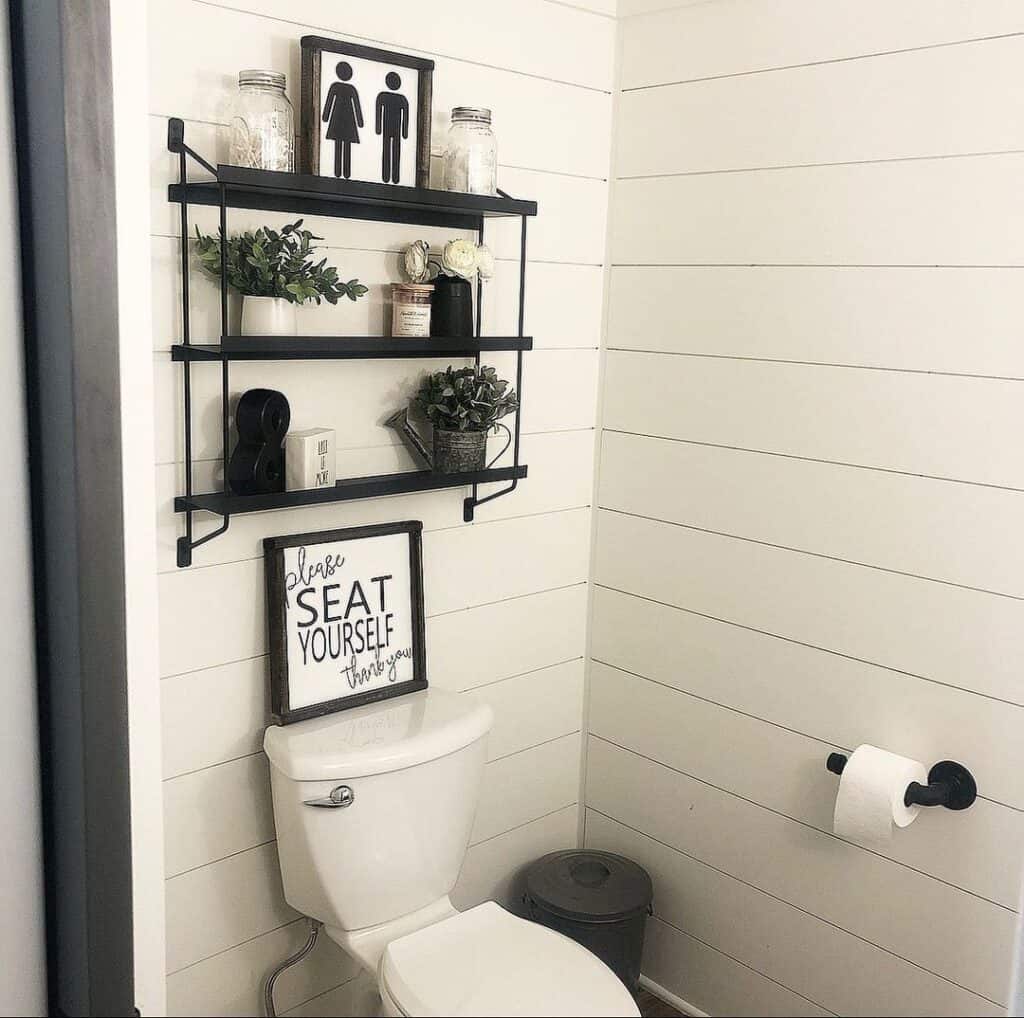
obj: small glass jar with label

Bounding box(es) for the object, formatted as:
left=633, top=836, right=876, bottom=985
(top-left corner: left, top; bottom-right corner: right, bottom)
left=441, top=107, right=497, bottom=195
left=229, top=70, right=295, bottom=172
left=391, top=283, right=434, bottom=337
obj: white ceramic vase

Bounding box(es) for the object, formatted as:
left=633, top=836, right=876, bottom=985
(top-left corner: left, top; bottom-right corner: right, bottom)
left=241, top=296, right=297, bottom=336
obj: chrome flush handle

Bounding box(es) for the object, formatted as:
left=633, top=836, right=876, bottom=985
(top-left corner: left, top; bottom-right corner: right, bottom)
left=303, top=785, right=355, bottom=809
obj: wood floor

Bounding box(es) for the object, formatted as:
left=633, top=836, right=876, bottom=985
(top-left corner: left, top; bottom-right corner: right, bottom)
left=637, top=987, right=686, bottom=1017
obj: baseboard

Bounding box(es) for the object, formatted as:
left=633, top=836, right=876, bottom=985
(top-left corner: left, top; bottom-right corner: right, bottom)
left=639, top=974, right=708, bottom=1017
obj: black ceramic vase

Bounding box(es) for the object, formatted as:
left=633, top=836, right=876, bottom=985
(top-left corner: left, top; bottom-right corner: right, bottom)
left=431, top=274, right=474, bottom=338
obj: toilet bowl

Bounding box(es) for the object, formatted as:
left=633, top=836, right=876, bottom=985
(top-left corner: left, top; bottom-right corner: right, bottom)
left=264, top=687, right=640, bottom=1017
left=378, top=901, right=638, bottom=1017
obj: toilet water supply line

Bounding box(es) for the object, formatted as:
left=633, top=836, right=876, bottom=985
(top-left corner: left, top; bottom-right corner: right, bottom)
left=264, top=919, right=323, bottom=1018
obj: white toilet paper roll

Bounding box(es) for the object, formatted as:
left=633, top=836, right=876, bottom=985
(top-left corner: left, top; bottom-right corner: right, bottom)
left=833, top=744, right=928, bottom=848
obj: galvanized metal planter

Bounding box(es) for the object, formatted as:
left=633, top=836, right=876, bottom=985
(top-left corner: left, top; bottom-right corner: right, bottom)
left=432, top=428, right=487, bottom=473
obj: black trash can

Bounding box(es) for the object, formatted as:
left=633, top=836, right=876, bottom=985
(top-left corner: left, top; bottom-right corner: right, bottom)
left=523, top=850, right=653, bottom=994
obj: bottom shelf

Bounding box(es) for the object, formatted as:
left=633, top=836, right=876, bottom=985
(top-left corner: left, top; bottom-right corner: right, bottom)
left=174, top=464, right=529, bottom=516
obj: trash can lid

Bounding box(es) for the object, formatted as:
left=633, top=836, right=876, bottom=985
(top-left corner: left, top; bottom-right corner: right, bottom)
left=525, top=850, right=653, bottom=923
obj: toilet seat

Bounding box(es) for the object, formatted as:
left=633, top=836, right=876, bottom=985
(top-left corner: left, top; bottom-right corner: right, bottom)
left=379, top=901, right=641, bottom=1017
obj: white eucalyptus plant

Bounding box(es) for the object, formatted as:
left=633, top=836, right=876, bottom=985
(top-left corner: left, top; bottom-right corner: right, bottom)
left=402, top=238, right=495, bottom=284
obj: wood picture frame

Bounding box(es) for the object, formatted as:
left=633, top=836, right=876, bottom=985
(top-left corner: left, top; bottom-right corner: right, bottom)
left=300, top=35, right=434, bottom=189
left=264, top=520, right=427, bottom=725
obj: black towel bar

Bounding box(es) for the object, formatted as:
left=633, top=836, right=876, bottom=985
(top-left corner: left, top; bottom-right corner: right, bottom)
left=826, top=753, right=977, bottom=811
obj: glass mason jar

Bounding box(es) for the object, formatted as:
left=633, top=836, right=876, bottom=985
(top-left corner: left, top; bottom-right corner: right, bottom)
left=441, top=107, right=497, bottom=195
left=229, top=70, right=294, bottom=172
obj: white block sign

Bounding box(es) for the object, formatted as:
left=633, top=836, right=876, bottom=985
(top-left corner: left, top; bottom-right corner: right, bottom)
left=286, top=428, right=336, bottom=492
left=265, top=522, right=426, bottom=723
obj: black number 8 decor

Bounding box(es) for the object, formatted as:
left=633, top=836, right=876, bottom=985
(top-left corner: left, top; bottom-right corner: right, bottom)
left=229, top=389, right=290, bottom=495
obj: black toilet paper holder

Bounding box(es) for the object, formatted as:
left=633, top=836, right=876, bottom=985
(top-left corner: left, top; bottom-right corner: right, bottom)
left=826, top=753, right=977, bottom=811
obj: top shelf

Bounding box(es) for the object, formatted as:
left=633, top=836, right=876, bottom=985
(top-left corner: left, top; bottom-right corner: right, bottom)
left=168, top=165, right=538, bottom=231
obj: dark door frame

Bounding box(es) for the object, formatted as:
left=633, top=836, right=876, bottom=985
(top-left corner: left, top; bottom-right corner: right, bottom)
left=8, top=0, right=135, bottom=1014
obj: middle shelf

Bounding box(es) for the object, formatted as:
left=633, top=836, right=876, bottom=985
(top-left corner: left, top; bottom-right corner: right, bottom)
left=171, top=335, right=534, bottom=362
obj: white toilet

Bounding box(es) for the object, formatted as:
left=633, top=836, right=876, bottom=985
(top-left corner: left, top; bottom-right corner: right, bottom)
left=264, top=686, right=641, bottom=1017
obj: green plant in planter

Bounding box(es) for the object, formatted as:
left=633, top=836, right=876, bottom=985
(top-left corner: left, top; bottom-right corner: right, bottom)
left=194, top=219, right=368, bottom=304
left=415, top=365, right=518, bottom=432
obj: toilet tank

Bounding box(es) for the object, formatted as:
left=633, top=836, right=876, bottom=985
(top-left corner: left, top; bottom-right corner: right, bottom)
left=264, top=687, right=493, bottom=932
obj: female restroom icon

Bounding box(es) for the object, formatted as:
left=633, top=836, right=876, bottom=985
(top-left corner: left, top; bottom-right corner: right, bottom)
left=321, top=61, right=363, bottom=179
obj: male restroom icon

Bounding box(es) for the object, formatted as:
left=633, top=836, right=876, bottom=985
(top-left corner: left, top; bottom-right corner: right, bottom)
left=376, top=71, right=409, bottom=184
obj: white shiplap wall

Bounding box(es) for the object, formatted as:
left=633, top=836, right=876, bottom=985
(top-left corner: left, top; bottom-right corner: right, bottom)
left=149, top=1, right=614, bottom=1013
left=587, top=2, right=1024, bottom=1015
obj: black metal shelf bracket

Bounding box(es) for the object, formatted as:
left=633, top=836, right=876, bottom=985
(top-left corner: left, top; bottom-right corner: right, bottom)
left=169, top=118, right=230, bottom=567
left=166, top=117, right=533, bottom=564
left=464, top=210, right=527, bottom=523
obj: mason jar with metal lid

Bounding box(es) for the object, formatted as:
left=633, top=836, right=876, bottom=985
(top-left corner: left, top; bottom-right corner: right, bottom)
left=229, top=69, right=295, bottom=172
left=441, top=107, right=497, bottom=195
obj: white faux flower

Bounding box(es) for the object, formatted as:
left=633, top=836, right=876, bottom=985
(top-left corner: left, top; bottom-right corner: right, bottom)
left=441, top=238, right=479, bottom=280
left=403, top=240, right=431, bottom=283
left=476, top=244, right=495, bottom=280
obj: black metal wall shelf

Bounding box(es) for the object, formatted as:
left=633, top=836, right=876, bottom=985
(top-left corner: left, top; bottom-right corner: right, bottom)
left=175, top=465, right=529, bottom=516
left=168, top=164, right=537, bottom=230
left=167, top=117, right=535, bottom=566
left=171, top=336, right=534, bottom=362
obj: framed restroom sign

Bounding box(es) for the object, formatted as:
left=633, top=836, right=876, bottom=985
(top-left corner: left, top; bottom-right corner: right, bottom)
left=299, top=35, right=434, bottom=189
left=264, top=521, right=427, bottom=724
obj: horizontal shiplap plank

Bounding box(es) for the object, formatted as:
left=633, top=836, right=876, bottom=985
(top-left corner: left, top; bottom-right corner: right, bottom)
left=424, top=508, right=592, bottom=615
left=588, top=662, right=1023, bottom=907
left=472, top=660, right=584, bottom=761
left=452, top=804, right=578, bottom=912
left=602, top=351, right=1024, bottom=489
left=161, top=655, right=268, bottom=779
left=199, top=0, right=615, bottom=91
left=485, top=165, right=609, bottom=265
left=165, top=841, right=297, bottom=973
left=471, top=733, right=581, bottom=844
left=620, top=1, right=1024, bottom=90
left=161, top=584, right=588, bottom=778
left=149, top=2, right=612, bottom=180
left=611, top=154, right=1024, bottom=266
left=154, top=347, right=598, bottom=466
left=606, top=265, right=1024, bottom=378
left=155, top=428, right=595, bottom=572
left=588, top=812, right=1000, bottom=1017
left=159, top=508, right=591, bottom=676
left=427, top=583, right=587, bottom=693
left=151, top=236, right=605, bottom=352
left=617, top=35, right=1024, bottom=176
left=591, top=585, right=1024, bottom=812
left=594, top=509, right=1024, bottom=707
left=166, top=917, right=359, bottom=1017
left=599, top=431, right=1024, bottom=597
left=164, top=753, right=275, bottom=877
left=641, top=914, right=830, bottom=1018
left=281, top=974, right=379, bottom=1018
left=586, top=739, right=1016, bottom=1005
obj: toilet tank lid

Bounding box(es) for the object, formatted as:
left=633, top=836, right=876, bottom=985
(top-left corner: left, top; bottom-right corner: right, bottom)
left=263, top=687, right=493, bottom=780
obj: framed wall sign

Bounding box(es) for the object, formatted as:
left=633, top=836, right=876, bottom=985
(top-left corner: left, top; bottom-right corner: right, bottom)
left=300, top=36, right=434, bottom=189
left=264, top=520, right=427, bottom=724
